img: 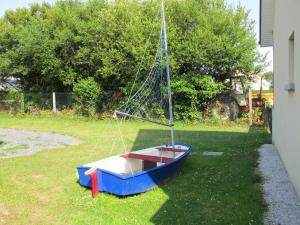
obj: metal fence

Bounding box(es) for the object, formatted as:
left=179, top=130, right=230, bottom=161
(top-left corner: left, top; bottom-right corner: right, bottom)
left=0, top=91, right=273, bottom=129
left=0, top=100, right=20, bottom=112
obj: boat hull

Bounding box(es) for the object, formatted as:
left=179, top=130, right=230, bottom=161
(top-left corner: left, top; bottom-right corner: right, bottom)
left=77, top=144, right=192, bottom=196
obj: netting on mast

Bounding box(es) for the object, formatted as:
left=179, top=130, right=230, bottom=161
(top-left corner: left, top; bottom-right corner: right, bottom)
left=114, top=28, right=171, bottom=127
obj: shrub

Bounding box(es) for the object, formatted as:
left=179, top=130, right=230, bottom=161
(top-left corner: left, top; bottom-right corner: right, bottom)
left=73, top=77, right=102, bottom=117
left=0, top=90, right=22, bottom=103
left=24, top=102, right=41, bottom=115
left=172, top=73, right=224, bottom=120
left=252, top=108, right=264, bottom=125
left=0, top=90, right=23, bottom=113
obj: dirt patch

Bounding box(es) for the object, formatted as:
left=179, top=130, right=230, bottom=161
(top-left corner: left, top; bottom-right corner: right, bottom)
left=0, top=128, right=80, bottom=158
left=0, top=203, right=10, bottom=225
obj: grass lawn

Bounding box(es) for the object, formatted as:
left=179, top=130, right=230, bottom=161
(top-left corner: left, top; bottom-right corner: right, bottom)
left=0, top=144, right=29, bottom=152
left=0, top=114, right=271, bottom=225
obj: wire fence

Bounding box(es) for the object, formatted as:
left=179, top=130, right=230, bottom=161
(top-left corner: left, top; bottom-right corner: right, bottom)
left=0, top=92, right=75, bottom=113
left=0, top=91, right=273, bottom=129
left=0, top=100, right=20, bottom=112
left=24, top=92, right=75, bottom=111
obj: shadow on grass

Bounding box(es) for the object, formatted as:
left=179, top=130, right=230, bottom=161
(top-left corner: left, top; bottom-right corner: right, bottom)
left=130, top=126, right=271, bottom=225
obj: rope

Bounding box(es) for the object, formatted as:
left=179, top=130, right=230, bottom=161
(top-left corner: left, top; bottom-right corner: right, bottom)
left=111, top=1, right=174, bottom=177
left=117, top=40, right=170, bottom=126
left=126, top=10, right=161, bottom=103
left=116, top=116, right=135, bottom=177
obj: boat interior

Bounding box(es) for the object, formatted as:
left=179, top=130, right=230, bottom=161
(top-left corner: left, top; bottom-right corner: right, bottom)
left=84, top=145, right=189, bottom=175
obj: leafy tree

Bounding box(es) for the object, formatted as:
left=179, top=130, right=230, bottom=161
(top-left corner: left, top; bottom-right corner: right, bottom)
left=260, top=71, right=273, bottom=90
left=262, top=71, right=273, bottom=80
left=0, top=0, right=265, bottom=118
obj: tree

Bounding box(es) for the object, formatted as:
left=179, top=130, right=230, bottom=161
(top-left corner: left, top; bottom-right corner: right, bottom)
left=0, top=0, right=265, bottom=117
left=261, top=71, right=274, bottom=90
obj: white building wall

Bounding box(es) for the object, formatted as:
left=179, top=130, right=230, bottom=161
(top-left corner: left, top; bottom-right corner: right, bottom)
left=272, top=0, right=300, bottom=197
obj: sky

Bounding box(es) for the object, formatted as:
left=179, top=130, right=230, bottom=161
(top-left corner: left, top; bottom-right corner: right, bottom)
left=0, top=0, right=273, bottom=72
left=227, top=0, right=273, bottom=72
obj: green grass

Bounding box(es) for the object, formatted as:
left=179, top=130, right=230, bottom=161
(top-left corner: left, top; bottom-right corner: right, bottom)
left=0, top=114, right=271, bottom=225
left=0, top=141, right=4, bottom=156
left=0, top=144, right=29, bottom=152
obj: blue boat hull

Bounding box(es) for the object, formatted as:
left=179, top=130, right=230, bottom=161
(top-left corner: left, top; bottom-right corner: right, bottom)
left=77, top=144, right=192, bottom=196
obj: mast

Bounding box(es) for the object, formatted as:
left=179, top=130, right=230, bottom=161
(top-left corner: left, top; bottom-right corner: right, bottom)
left=161, top=0, right=175, bottom=148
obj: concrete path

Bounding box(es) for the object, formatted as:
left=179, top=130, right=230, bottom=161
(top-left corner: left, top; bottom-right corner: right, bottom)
left=258, top=144, right=300, bottom=225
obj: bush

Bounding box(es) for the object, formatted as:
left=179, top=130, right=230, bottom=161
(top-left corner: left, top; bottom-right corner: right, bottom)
left=0, top=90, right=22, bottom=113
left=172, top=73, right=224, bottom=120
left=73, top=77, right=102, bottom=117
left=0, top=90, right=22, bottom=102
left=24, top=102, right=41, bottom=115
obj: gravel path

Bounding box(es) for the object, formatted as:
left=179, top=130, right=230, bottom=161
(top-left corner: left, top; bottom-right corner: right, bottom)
left=0, top=128, right=80, bottom=158
left=258, top=144, right=300, bottom=225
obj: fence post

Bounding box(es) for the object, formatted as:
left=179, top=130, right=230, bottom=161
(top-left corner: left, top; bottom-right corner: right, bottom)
left=249, top=88, right=253, bottom=126
left=52, top=92, right=57, bottom=113
left=20, top=93, right=25, bottom=114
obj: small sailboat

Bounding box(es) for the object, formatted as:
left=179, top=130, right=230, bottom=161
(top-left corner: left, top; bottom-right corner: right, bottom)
left=77, top=0, right=192, bottom=197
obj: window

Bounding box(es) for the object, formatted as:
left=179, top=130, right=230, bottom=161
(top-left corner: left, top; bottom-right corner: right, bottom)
left=286, top=32, right=295, bottom=91
left=289, top=33, right=295, bottom=82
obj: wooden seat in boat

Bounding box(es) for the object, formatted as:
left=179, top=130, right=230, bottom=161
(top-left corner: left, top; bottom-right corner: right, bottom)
left=120, top=153, right=174, bottom=163
left=155, top=147, right=187, bottom=152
